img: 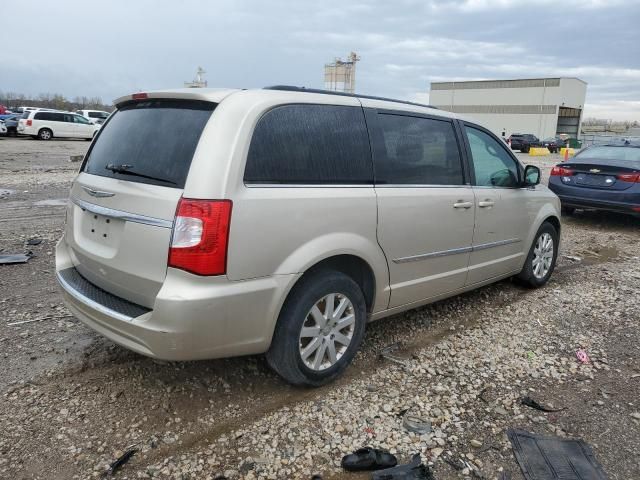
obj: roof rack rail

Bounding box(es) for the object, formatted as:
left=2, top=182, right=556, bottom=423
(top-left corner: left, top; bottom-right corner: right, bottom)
left=263, top=85, right=436, bottom=110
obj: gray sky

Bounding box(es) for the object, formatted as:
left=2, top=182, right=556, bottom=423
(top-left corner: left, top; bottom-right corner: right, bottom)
left=2, top=0, right=639, bottom=120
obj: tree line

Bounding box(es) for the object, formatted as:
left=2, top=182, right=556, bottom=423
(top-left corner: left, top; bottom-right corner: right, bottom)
left=0, top=91, right=113, bottom=112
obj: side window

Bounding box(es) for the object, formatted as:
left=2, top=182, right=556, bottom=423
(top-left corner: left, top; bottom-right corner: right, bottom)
left=51, top=113, right=65, bottom=122
left=244, top=104, right=372, bottom=184
left=34, top=112, right=46, bottom=120
left=63, top=114, right=74, bottom=123
left=374, top=114, right=464, bottom=185
left=465, top=126, right=519, bottom=187
left=74, top=115, right=90, bottom=124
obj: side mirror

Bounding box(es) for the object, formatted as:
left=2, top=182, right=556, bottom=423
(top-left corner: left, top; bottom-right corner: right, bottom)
left=524, top=165, right=541, bottom=186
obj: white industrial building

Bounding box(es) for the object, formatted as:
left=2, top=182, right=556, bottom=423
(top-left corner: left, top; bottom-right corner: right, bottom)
left=429, top=77, right=587, bottom=140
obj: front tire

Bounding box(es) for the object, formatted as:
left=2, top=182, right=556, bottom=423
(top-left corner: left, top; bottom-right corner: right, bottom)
left=38, top=128, right=52, bottom=140
left=266, top=270, right=367, bottom=387
left=517, top=222, right=558, bottom=288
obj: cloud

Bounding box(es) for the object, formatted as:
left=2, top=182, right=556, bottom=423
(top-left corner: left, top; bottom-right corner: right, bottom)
left=0, top=0, right=638, bottom=120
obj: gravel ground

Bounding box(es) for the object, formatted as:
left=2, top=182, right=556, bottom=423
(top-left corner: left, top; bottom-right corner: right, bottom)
left=1, top=137, right=639, bottom=479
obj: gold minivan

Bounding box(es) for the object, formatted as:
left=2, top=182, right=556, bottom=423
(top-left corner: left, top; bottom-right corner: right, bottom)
left=56, top=87, right=560, bottom=386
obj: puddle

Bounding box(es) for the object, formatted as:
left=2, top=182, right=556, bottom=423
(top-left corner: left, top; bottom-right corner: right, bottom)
left=34, top=198, right=68, bottom=207
left=560, top=246, right=619, bottom=272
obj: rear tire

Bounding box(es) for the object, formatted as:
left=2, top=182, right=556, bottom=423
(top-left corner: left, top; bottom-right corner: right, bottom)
left=266, top=270, right=367, bottom=387
left=38, top=128, right=52, bottom=140
left=517, top=222, right=558, bottom=288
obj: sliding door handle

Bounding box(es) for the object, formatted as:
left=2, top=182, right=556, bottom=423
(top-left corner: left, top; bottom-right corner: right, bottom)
left=478, top=200, right=495, bottom=208
left=453, top=201, right=473, bottom=209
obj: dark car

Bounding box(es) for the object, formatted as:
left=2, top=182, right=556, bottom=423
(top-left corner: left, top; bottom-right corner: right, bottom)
left=508, top=133, right=540, bottom=153
left=548, top=143, right=640, bottom=217
left=0, top=114, right=19, bottom=136
left=541, top=136, right=567, bottom=153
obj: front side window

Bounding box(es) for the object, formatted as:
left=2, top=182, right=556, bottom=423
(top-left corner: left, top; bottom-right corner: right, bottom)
left=466, top=126, right=520, bottom=187
left=74, top=115, right=91, bottom=124
left=374, top=114, right=464, bottom=185
left=244, top=104, right=372, bottom=184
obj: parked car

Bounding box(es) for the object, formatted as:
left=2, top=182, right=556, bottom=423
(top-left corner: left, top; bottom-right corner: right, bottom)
left=548, top=143, right=640, bottom=217
left=0, top=120, right=7, bottom=136
left=18, top=110, right=100, bottom=140
left=541, top=136, right=567, bottom=154
left=55, top=87, right=561, bottom=386
left=1, top=114, right=20, bottom=136
left=508, top=134, right=540, bottom=153
left=76, top=109, right=110, bottom=124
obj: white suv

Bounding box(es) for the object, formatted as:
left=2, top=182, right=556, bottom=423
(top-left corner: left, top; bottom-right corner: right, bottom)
left=76, top=109, right=111, bottom=124
left=18, top=110, right=101, bottom=140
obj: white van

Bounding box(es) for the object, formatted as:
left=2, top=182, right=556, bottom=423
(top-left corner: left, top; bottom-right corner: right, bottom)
left=18, top=110, right=101, bottom=140
left=76, top=110, right=111, bottom=124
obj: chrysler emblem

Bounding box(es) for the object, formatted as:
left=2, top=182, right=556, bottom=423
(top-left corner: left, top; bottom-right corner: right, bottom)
left=82, top=186, right=115, bottom=198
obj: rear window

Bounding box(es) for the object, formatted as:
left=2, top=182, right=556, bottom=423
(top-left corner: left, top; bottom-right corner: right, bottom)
left=244, top=104, right=372, bottom=184
left=83, top=100, right=215, bottom=188
left=577, top=146, right=640, bottom=163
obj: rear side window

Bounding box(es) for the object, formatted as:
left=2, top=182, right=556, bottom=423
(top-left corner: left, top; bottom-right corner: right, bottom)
left=83, top=100, right=214, bottom=188
left=244, top=104, right=372, bottom=184
left=374, top=114, right=464, bottom=185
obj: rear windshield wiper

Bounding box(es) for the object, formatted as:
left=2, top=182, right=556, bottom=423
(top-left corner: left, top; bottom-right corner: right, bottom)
left=105, top=163, right=176, bottom=185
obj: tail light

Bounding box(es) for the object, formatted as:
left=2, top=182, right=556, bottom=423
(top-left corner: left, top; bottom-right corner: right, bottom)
left=132, top=93, right=148, bottom=100
left=168, top=199, right=232, bottom=276
left=26, top=119, right=32, bottom=126
left=550, top=166, right=574, bottom=176
left=616, top=173, right=640, bottom=183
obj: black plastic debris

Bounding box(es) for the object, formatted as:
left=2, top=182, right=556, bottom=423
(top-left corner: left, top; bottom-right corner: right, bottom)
left=521, top=396, right=565, bottom=413
left=372, top=453, right=434, bottom=480
left=507, top=429, right=608, bottom=480
left=0, top=252, right=32, bottom=264
left=102, top=446, right=139, bottom=477
left=26, top=238, right=42, bottom=245
left=342, top=447, right=397, bottom=471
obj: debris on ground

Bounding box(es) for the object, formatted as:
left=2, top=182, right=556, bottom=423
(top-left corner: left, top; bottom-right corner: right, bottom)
left=576, top=349, right=591, bottom=364
left=372, top=453, right=433, bottom=480
left=564, top=255, right=582, bottom=262
left=26, top=238, right=42, bottom=245
left=402, top=407, right=432, bottom=434
left=341, top=447, right=397, bottom=472
left=0, top=252, right=32, bottom=264
left=102, top=445, right=139, bottom=477
left=521, top=396, right=565, bottom=413
left=507, top=429, right=607, bottom=480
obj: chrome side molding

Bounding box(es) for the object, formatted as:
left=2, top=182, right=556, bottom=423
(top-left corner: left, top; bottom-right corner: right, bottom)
left=393, top=238, right=521, bottom=264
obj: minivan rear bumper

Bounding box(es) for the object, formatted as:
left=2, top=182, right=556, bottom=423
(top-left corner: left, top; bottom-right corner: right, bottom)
left=56, top=237, right=298, bottom=361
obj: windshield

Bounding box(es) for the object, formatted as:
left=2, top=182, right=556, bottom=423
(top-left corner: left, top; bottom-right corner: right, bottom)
left=82, top=99, right=215, bottom=188
left=576, top=146, right=640, bottom=163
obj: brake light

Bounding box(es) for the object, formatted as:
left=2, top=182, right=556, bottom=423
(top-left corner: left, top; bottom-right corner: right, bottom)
left=616, top=173, right=640, bottom=183
left=132, top=92, right=148, bottom=100
left=26, top=119, right=32, bottom=126
left=168, top=199, right=232, bottom=276
left=550, top=166, right=573, bottom=176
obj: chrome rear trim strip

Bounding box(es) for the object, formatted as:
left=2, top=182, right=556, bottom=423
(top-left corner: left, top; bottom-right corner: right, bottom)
left=393, top=238, right=521, bottom=264
left=71, top=196, right=173, bottom=229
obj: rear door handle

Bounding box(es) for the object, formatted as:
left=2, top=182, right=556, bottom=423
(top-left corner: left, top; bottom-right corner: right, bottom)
left=453, top=201, right=473, bottom=209
left=478, top=200, right=495, bottom=208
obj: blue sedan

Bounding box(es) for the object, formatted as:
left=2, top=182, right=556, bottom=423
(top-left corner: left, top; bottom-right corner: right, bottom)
left=548, top=143, right=640, bottom=217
